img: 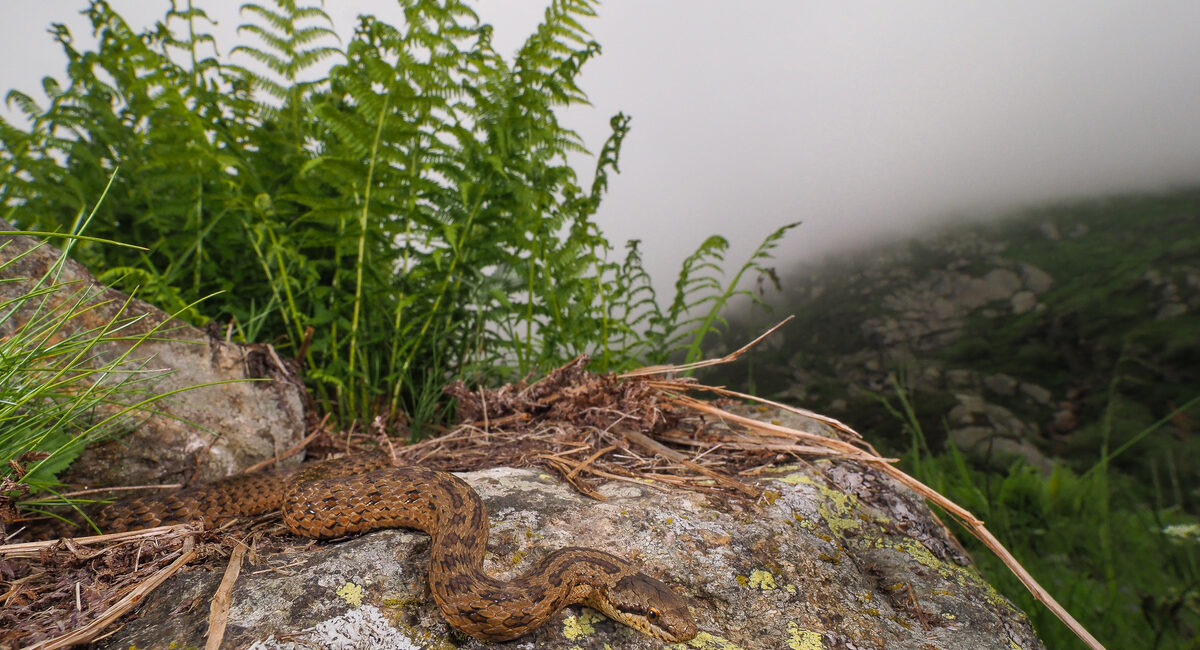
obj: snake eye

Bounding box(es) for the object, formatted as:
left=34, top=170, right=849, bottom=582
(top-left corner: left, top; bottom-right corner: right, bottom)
left=647, top=607, right=660, bottom=621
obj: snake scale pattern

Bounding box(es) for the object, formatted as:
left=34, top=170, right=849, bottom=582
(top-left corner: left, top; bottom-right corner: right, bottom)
left=96, top=453, right=697, bottom=642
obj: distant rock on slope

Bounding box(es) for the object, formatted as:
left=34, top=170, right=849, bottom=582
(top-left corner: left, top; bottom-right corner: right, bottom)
left=707, top=190, right=1200, bottom=479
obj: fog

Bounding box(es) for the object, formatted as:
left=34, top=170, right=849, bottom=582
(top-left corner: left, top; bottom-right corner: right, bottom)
left=4, top=1, right=1200, bottom=288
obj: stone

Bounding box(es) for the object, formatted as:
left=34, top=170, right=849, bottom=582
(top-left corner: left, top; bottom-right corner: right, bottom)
left=948, top=427, right=1052, bottom=473
left=0, top=223, right=305, bottom=488
left=1011, top=290, right=1038, bottom=314
left=98, top=456, right=1043, bottom=649
left=1018, top=263, right=1054, bottom=294
left=1039, top=222, right=1062, bottom=241
left=944, top=369, right=977, bottom=389
left=1156, top=302, right=1187, bottom=320
left=1018, top=383, right=1054, bottom=407
left=983, top=373, right=1018, bottom=397
left=1051, top=408, right=1079, bottom=434
left=948, top=393, right=987, bottom=426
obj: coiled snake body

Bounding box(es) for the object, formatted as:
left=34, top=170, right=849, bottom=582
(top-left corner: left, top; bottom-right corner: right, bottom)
left=96, top=454, right=697, bottom=642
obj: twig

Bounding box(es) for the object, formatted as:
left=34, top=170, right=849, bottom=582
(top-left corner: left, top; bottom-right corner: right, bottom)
left=565, top=445, right=617, bottom=480
left=243, top=420, right=328, bottom=475
left=617, top=427, right=759, bottom=498
left=0, top=525, right=196, bottom=559
left=618, top=315, right=793, bottom=378
left=206, top=542, right=248, bottom=650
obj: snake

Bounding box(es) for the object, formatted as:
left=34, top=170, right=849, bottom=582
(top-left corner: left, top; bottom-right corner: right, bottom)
left=92, top=453, right=698, bottom=643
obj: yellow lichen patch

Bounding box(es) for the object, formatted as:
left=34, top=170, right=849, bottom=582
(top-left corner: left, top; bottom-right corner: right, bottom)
left=870, top=535, right=1015, bottom=612
left=775, top=473, right=862, bottom=538
left=512, top=550, right=525, bottom=566
left=786, top=621, right=825, bottom=649
left=784, top=583, right=798, bottom=595
left=561, top=608, right=604, bottom=640
left=336, top=582, right=364, bottom=607
left=748, top=569, right=776, bottom=590
left=671, top=631, right=744, bottom=649
left=794, top=513, right=816, bottom=530
left=772, top=472, right=811, bottom=486
left=762, top=490, right=781, bottom=505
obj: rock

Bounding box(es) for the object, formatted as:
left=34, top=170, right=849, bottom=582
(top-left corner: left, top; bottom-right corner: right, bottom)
left=979, top=268, right=1023, bottom=300
left=1039, top=222, right=1062, bottom=241
left=98, top=444, right=1042, bottom=648
left=946, top=396, right=1051, bottom=470
left=1156, top=302, right=1187, bottom=320
left=1018, top=263, right=1054, bottom=294
left=983, top=373, right=1018, bottom=397
left=948, top=393, right=988, bottom=426
left=0, top=223, right=305, bottom=488
left=1011, top=290, right=1038, bottom=314
left=944, top=369, right=977, bottom=389
left=1051, top=408, right=1079, bottom=434
left=1018, top=383, right=1054, bottom=407
left=949, top=427, right=1053, bottom=473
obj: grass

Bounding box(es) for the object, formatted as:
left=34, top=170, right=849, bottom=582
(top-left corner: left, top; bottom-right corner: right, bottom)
left=0, top=178, right=221, bottom=526
left=874, top=375, right=1200, bottom=649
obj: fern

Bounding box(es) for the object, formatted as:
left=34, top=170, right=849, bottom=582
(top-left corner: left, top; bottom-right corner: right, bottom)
left=0, top=0, right=797, bottom=427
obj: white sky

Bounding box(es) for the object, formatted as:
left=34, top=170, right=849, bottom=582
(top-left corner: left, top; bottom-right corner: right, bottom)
left=3, top=1, right=1200, bottom=290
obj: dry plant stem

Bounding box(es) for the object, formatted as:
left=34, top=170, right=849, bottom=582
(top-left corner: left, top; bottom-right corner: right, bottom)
left=618, top=315, right=794, bottom=379
left=0, top=525, right=193, bottom=559
left=618, top=427, right=759, bottom=498
left=243, top=425, right=325, bottom=475
left=662, top=388, right=1105, bottom=650
left=206, top=542, right=248, bottom=650
left=565, top=445, right=618, bottom=480
left=30, top=535, right=198, bottom=650
left=21, top=483, right=184, bottom=503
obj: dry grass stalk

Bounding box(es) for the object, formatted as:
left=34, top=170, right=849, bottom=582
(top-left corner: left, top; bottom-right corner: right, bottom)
left=205, top=541, right=248, bottom=650
left=0, top=525, right=193, bottom=560
left=626, top=342, right=1105, bottom=650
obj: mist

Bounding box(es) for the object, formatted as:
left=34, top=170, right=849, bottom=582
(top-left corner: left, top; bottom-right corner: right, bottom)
left=3, top=1, right=1200, bottom=287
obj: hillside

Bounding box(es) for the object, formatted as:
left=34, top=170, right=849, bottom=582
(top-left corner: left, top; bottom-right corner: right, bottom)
left=709, top=188, right=1200, bottom=506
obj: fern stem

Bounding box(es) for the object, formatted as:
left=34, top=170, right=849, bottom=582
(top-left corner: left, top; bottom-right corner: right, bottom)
left=348, top=91, right=390, bottom=383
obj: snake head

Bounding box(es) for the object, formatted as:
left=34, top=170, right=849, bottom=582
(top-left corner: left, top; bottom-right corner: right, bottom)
left=588, top=572, right=698, bottom=642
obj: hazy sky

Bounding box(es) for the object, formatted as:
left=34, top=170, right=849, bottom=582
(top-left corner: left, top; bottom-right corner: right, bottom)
left=3, top=2, right=1200, bottom=291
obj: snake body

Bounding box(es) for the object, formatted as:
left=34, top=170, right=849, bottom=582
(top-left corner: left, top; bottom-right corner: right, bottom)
left=96, top=454, right=697, bottom=642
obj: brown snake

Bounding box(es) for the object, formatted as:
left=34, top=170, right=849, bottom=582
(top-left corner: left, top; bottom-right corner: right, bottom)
left=92, top=453, right=697, bottom=642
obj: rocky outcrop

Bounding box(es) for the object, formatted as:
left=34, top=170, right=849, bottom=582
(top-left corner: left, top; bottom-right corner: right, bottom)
left=100, top=413, right=1042, bottom=649
left=0, top=223, right=306, bottom=488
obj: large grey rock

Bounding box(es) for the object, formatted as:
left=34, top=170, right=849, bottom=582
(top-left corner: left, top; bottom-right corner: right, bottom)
left=100, top=452, right=1043, bottom=648
left=0, top=223, right=305, bottom=487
